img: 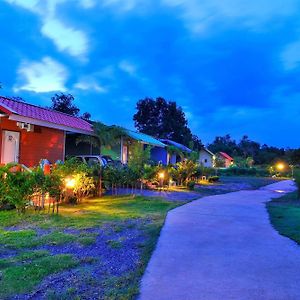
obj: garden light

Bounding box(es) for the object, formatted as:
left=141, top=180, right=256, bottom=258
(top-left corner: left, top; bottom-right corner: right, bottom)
left=276, top=163, right=285, bottom=171
left=65, top=177, right=76, bottom=189
left=159, top=172, right=165, bottom=179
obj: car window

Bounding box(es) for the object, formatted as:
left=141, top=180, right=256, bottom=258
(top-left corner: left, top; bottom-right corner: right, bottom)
left=75, top=157, right=84, bottom=163
left=86, top=157, right=100, bottom=166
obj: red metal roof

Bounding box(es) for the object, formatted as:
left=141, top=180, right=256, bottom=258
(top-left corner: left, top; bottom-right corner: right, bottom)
left=219, top=152, right=233, bottom=161
left=0, top=96, right=93, bottom=133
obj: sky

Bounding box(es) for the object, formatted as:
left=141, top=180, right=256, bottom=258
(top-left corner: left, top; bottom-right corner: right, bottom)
left=0, top=0, right=300, bottom=148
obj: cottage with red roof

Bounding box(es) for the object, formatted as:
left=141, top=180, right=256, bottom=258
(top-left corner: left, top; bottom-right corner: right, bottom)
left=0, top=97, right=93, bottom=167
left=217, top=151, right=234, bottom=168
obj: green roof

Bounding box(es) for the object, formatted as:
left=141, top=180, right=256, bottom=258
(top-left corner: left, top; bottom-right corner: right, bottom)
left=125, top=130, right=166, bottom=147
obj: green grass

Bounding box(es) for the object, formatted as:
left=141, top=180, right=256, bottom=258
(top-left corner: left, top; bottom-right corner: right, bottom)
left=0, top=195, right=182, bottom=299
left=267, top=191, right=300, bottom=244
left=0, top=195, right=179, bottom=229
left=0, top=254, right=79, bottom=298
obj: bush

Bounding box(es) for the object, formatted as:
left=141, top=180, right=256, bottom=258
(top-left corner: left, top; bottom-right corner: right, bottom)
left=187, top=181, right=196, bottom=190
left=218, top=167, right=269, bottom=177
left=208, top=176, right=220, bottom=183
left=53, top=158, right=95, bottom=202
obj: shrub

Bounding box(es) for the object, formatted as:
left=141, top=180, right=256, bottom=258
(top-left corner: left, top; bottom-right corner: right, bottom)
left=187, top=181, right=196, bottom=190
left=218, top=167, right=269, bottom=177
left=208, top=176, right=220, bottom=183
left=0, top=164, right=35, bottom=213
left=169, top=160, right=198, bottom=186
left=53, top=158, right=95, bottom=203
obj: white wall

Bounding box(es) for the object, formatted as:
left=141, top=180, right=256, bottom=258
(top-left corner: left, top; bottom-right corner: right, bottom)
left=199, top=150, right=214, bottom=168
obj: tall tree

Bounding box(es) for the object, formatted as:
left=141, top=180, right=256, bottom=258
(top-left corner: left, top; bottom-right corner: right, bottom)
left=133, top=97, right=197, bottom=147
left=238, top=135, right=260, bottom=158
left=50, top=93, right=80, bottom=116
left=50, top=93, right=92, bottom=120
left=207, top=134, right=238, bottom=155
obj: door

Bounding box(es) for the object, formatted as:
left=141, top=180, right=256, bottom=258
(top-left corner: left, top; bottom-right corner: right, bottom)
left=122, top=145, right=128, bottom=164
left=1, top=131, right=20, bottom=164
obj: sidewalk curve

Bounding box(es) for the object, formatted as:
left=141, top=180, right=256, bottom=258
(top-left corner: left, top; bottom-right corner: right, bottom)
left=139, top=180, right=298, bottom=300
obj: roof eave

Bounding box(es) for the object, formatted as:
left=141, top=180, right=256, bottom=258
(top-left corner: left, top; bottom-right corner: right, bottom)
left=0, top=103, right=15, bottom=115
left=8, top=114, right=94, bottom=135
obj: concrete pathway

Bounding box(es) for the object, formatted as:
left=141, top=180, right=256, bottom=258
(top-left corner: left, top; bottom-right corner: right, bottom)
left=139, top=180, right=299, bottom=300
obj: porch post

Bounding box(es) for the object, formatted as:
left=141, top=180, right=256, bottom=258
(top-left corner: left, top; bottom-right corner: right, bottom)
left=120, top=136, right=123, bottom=163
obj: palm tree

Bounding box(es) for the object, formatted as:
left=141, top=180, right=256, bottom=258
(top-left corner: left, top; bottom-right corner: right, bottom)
left=76, top=122, right=126, bottom=196
left=166, top=145, right=184, bottom=164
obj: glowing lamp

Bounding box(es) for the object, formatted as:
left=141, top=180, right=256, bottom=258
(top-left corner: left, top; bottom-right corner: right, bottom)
left=159, top=172, right=165, bottom=179
left=65, top=177, right=76, bottom=189
left=276, top=163, right=285, bottom=171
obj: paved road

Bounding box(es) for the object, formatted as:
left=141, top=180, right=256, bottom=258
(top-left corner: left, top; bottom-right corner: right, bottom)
left=139, top=180, right=298, bottom=300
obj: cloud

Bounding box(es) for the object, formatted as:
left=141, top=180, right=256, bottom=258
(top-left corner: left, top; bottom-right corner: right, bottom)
left=41, top=18, right=88, bottom=58
left=4, top=0, right=40, bottom=12
left=119, top=60, right=137, bottom=76
left=74, top=78, right=107, bottom=93
left=80, top=0, right=96, bottom=9
left=281, top=40, right=300, bottom=70
left=14, top=57, right=68, bottom=93
left=5, top=0, right=89, bottom=59
left=101, top=0, right=143, bottom=11
left=163, top=0, right=299, bottom=33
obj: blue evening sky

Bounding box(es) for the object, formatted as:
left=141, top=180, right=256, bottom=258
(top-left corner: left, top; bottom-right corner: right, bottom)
left=1, top=0, right=300, bottom=147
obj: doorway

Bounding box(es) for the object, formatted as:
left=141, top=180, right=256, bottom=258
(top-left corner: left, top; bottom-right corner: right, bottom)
left=1, top=130, right=20, bottom=164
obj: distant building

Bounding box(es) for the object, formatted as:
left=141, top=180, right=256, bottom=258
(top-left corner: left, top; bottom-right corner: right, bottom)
left=199, top=148, right=215, bottom=168
left=217, top=152, right=234, bottom=168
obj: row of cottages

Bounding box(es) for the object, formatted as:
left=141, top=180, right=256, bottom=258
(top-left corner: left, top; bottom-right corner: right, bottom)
left=0, top=97, right=190, bottom=167
left=0, top=96, right=232, bottom=168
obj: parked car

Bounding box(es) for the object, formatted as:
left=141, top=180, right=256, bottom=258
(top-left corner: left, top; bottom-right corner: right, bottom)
left=102, top=155, right=124, bottom=168
left=75, top=155, right=107, bottom=168
left=102, top=155, right=114, bottom=165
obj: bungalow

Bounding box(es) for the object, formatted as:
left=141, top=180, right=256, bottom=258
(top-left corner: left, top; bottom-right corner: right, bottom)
left=199, top=148, right=215, bottom=168
left=217, top=151, right=234, bottom=168
left=101, top=129, right=166, bottom=164
left=151, top=139, right=192, bottom=165
left=0, top=97, right=93, bottom=167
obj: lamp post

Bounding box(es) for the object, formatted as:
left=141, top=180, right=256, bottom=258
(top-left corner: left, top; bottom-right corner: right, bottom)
left=159, top=172, right=165, bottom=189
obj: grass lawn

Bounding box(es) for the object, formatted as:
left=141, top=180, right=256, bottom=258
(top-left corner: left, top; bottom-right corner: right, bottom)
left=0, top=195, right=183, bottom=299
left=267, top=191, right=300, bottom=244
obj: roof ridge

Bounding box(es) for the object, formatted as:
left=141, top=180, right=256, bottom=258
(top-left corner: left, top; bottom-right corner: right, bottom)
left=0, top=95, right=89, bottom=122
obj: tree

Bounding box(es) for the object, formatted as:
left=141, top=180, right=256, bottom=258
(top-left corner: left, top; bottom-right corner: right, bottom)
left=50, top=93, right=80, bottom=116
left=50, top=93, right=91, bottom=120
left=208, top=134, right=238, bottom=156
left=133, top=97, right=197, bottom=147
left=82, top=112, right=91, bottom=121
left=238, top=135, right=260, bottom=159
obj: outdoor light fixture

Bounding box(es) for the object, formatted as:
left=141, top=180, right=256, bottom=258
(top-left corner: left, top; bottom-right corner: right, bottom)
left=65, top=177, right=76, bottom=189
left=159, top=172, right=165, bottom=179
left=276, top=163, right=285, bottom=171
